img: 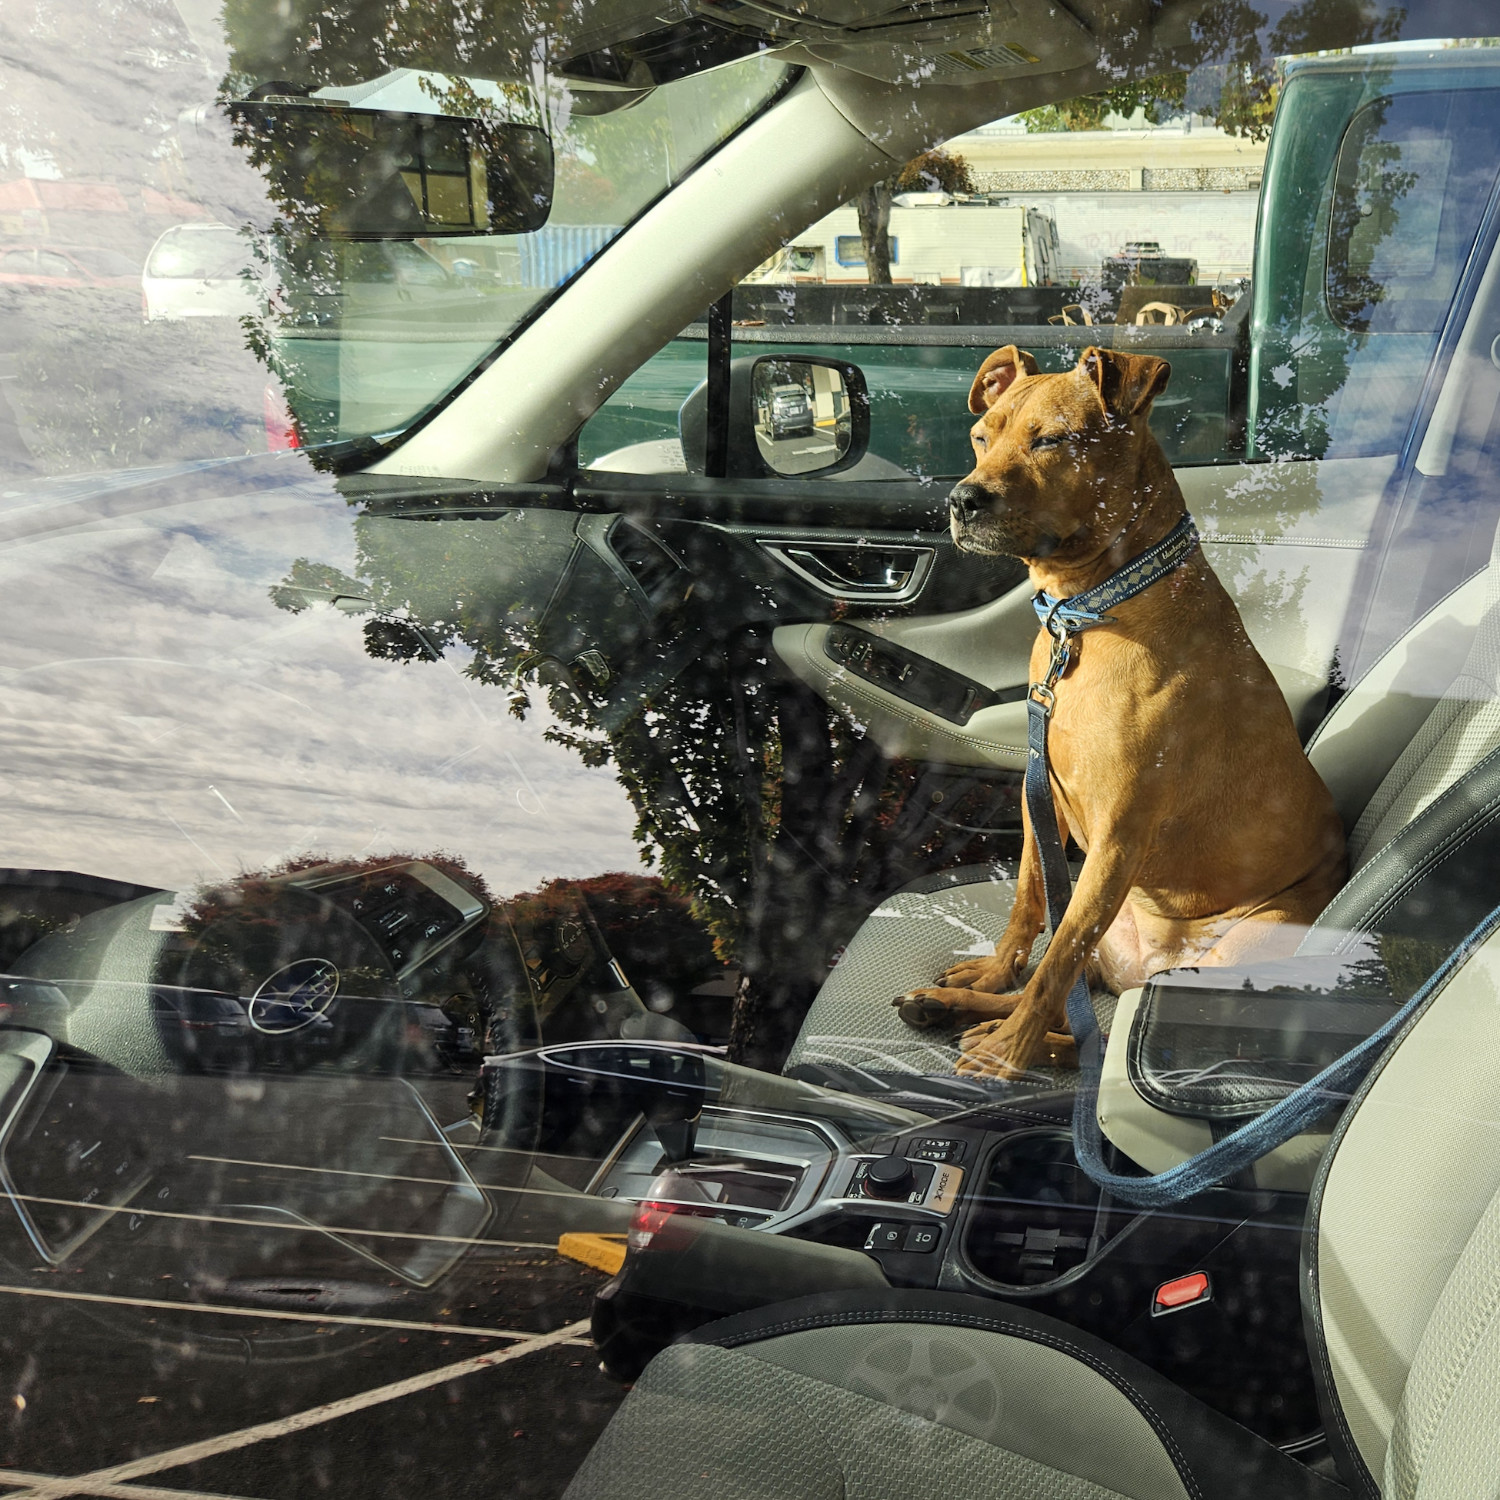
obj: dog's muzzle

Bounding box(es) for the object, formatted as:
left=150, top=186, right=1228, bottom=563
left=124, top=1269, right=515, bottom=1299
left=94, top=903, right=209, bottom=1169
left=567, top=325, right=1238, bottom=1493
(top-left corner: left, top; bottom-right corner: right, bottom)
left=949, top=483, right=985, bottom=522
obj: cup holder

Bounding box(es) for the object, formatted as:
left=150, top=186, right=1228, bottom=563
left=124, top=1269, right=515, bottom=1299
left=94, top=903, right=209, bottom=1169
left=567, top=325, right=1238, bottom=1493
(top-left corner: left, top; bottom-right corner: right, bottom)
left=962, top=1127, right=1133, bottom=1289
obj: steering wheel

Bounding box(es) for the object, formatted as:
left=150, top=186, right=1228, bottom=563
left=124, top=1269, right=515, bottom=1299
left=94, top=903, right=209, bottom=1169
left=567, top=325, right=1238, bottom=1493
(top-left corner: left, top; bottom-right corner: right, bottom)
left=0, top=862, right=544, bottom=1361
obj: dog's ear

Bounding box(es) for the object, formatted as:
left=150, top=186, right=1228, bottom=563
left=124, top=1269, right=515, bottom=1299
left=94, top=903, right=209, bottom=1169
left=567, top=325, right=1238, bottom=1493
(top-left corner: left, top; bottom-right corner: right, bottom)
left=1079, top=347, right=1171, bottom=420
left=968, top=346, right=1039, bottom=414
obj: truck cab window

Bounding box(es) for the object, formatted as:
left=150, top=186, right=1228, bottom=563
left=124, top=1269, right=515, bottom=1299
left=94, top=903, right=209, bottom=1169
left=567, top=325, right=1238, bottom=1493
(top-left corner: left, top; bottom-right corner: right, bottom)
left=1327, top=90, right=1500, bottom=334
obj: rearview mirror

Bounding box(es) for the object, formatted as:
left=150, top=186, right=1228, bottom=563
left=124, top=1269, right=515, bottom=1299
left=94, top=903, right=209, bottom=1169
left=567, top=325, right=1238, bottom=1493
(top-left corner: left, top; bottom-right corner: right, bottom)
left=227, top=98, right=552, bottom=238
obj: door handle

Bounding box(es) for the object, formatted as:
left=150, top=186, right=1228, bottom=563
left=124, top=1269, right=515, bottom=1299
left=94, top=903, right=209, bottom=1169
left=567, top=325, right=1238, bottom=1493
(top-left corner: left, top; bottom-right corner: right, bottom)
left=759, top=541, right=935, bottom=601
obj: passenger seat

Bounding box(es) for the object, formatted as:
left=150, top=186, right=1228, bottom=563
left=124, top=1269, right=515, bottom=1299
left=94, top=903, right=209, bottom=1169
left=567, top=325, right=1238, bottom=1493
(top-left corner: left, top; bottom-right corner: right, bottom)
left=566, top=893, right=1500, bottom=1499
left=782, top=540, right=1495, bottom=1088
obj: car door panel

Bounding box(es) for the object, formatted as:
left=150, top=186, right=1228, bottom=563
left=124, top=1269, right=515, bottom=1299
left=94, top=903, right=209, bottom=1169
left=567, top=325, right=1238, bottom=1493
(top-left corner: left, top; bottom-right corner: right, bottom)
left=347, top=446, right=1391, bottom=774
left=769, top=454, right=1395, bottom=769
left=573, top=472, right=1027, bottom=619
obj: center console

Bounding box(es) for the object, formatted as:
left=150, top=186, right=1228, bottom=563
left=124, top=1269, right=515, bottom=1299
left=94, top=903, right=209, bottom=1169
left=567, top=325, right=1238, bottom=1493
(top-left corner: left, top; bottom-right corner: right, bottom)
left=499, top=1042, right=1322, bottom=1449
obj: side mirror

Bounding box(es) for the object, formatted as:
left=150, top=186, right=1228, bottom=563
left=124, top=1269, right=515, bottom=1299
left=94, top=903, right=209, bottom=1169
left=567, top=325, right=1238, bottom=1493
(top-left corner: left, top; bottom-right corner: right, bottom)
left=680, top=355, right=870, bottom=479
left=226, top=97, right=552, bottom=238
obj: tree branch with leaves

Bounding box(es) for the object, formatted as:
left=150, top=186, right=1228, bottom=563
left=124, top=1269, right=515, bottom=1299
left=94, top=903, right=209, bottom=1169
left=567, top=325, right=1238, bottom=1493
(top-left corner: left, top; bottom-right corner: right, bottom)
left=855, top=147, right=975, bottom=285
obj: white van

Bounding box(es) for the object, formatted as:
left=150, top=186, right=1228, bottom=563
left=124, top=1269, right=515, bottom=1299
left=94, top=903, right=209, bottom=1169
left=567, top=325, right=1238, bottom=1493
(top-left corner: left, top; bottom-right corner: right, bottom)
left=757, top=197, right=1061, bottom=286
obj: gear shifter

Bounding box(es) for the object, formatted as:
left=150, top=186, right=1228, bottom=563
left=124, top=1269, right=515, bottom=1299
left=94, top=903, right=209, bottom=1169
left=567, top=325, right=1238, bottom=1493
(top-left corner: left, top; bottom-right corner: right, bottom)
left=643, top=1048, right=707, bottom=1167
left=863, top=1152, right=917, bottom=1199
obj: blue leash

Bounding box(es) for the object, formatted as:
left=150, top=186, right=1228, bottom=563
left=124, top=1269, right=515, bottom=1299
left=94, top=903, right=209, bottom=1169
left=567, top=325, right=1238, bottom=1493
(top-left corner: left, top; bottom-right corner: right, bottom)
left=1020, top=513, right=1486, bottom=1208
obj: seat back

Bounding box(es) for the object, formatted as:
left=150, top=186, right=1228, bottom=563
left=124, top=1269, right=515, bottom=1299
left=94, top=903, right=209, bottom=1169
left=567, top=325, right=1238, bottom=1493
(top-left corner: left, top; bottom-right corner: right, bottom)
left=1307, top=915, right=1500, bottom=1500
left=1350, top=537, right=1500, bottom=864
left=1296, top=521, right=1500, bottom=984
left=1306, top=555, right=1496, bottom=864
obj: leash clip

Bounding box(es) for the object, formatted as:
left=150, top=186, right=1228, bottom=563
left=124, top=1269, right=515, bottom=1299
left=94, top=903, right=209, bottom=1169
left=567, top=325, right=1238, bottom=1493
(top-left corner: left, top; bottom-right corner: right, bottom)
left=1042, top=626, right=1072, bottom=690
left=1029, top=629, right=1071, bottom=715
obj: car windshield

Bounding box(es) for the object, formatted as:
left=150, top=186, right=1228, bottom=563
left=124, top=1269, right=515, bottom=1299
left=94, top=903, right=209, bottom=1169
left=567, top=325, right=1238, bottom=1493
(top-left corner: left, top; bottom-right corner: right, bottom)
left=9, top=3, right=1500, bottom=1498
left=259, top=62, right=789, bottom=452
left=1, top=21, right=788, bottom=477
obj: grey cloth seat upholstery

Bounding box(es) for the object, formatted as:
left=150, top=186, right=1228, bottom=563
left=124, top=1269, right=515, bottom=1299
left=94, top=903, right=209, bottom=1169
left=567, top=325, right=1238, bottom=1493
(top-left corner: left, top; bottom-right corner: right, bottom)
left=565, top=913, right=1500, bottom=1499
left=564, top=1291, right=1344, bottom=1500
left=783, top=866, right=1114, bottom=1088
left=782, top=867, right=1023, bottom=1080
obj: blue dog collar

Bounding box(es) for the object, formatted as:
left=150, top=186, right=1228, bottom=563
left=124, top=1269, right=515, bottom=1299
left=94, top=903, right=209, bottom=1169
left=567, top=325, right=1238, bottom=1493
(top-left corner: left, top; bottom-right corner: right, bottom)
left=1032, top=512, right=1200, bottom=640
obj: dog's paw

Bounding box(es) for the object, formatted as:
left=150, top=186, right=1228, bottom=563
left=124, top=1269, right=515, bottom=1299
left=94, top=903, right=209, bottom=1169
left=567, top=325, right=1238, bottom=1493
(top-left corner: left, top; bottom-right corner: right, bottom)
left=936, top=956, right=1020, bottom=994
left=959, top=1018, right=1003, bottom=1047
left=893, top=987, right=974, bottom=1029
left=894, top=986, right=1023, bottom=1030
left=954, top=1013, right=1074, bottom=1077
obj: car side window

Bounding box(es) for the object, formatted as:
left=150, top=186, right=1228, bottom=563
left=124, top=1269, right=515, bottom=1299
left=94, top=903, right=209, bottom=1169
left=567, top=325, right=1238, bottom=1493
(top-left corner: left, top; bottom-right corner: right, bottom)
left=578, top=325, right=705, bottom=474
left=580, top=126, right=1262, bottom=479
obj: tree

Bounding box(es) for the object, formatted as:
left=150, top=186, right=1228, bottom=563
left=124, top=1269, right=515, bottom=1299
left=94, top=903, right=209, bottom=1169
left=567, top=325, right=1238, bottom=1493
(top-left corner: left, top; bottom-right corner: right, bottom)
left=1016, top=0, right=1404, bottom=142
left=855, top=147, right=975, bottom=286
left=897, top=149, right=976, bottom=196
left=1018, top=74, right=1189, bottom=134
left=267, top=513, right=1022, bottom=1070
left=854, top=182, right=895, bottom=285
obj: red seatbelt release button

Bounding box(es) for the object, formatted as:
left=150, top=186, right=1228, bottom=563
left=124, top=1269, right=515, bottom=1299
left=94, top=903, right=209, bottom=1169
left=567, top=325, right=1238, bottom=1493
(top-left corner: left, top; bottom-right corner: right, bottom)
left=1152, top=1272, right=1211, bottom=1315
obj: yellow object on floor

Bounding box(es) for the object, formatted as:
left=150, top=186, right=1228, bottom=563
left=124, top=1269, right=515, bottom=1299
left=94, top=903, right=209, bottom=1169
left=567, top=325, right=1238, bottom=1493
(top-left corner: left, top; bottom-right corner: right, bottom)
left=557, top=1232, right=628, bottom=1275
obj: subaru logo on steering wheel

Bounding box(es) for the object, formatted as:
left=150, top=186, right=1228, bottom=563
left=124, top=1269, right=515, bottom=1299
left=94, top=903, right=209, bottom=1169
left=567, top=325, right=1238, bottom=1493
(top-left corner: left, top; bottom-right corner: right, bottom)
left=248, top=957, right=340, bottom=1034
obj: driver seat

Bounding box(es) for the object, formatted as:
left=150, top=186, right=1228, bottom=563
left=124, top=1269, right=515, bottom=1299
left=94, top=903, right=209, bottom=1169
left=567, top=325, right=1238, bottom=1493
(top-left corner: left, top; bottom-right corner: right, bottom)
left=563, top=909, right=1500, bottom=1497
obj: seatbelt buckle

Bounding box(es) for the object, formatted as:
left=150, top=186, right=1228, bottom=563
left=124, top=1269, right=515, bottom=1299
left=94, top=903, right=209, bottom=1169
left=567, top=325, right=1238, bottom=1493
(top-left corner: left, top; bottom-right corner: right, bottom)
left=1152, top=1271, right=1212, bottom=1315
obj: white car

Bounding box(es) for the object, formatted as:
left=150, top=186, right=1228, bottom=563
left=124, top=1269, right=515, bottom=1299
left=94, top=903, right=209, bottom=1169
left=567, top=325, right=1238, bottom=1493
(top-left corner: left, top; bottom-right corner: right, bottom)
left=141, top=222, right=259, bottom=321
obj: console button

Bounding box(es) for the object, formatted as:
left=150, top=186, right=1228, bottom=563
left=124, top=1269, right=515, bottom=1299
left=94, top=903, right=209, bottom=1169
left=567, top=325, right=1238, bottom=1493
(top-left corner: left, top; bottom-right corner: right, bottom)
left=864, top=1223, right=905, bottom=1252
left=719, top=1212, right=769, bottom=1231
left=908, top=1137, right=965, bottom=1164
left=863, top=1153, right=918, bottom=1199
left=902, top=1224, right=941, bottom=1254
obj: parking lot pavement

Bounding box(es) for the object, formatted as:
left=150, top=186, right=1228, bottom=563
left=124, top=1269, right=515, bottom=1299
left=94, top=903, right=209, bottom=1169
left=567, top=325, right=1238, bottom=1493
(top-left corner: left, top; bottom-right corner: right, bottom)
left=0, top=1252, right=624, bottom=1500
left=757, top=426, right=840, bottom=475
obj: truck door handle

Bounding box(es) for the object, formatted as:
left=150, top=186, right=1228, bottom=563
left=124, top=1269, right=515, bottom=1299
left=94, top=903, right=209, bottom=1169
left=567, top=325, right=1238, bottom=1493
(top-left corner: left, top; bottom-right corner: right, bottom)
left=759, top=542, right=935, bottom=601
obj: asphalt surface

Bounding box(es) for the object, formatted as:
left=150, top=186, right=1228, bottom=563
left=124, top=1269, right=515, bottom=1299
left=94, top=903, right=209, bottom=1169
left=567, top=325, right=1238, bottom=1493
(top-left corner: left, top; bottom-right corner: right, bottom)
left=0, top=286, right=268, bottom=485
left=755, top=425, right=843, bottom=475
left=0, top=1249, right=624, bottom=1500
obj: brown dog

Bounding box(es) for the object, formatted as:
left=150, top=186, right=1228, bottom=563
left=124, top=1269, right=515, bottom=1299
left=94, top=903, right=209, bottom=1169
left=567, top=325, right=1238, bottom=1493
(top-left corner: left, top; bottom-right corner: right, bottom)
left=895, top=345, right=1347, bottom=1078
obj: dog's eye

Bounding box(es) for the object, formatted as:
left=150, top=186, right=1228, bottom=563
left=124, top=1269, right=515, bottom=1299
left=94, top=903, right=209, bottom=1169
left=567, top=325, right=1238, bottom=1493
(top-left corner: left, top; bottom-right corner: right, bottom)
left=1031, top=432, right=1067, bottom=451
left=972, top=433, right=988, bottom=451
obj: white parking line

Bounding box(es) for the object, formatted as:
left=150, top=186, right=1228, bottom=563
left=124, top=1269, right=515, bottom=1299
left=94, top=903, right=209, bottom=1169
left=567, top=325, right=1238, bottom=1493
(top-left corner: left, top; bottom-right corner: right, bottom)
left=187, top=1153, right=463, bottom=1188
left=0, top=1473, right=258, bottom=1500
left=380, top=1135, right=564, bottom=1160
left=4, top=1319, right=592, bottom=1500
left=0, top=1281, right=548, bottom=1340
left=5, top=1189, right=554, bottom=1249
left=186, top=1152, right=586, bottom=1199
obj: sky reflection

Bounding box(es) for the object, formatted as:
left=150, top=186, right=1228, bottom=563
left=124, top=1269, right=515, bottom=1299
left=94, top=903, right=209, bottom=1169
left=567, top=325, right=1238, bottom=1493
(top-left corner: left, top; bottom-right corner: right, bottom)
left=0, top=470, right=642, bottom=899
